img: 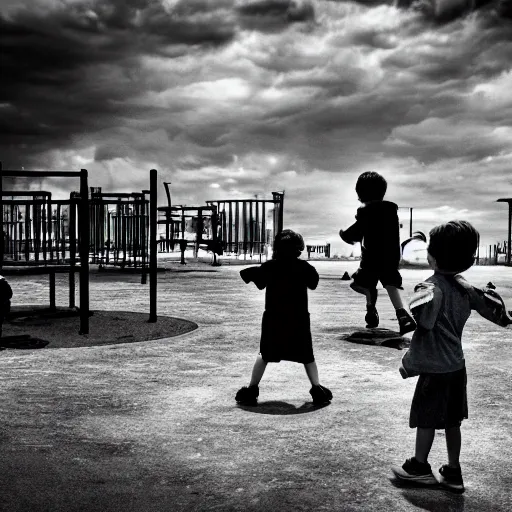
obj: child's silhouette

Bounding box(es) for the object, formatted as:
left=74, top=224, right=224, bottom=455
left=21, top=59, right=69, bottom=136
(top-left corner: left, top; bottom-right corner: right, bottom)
left=236, top=229, right=332, bottom=406
left=339, top=172, right=416, bottom=334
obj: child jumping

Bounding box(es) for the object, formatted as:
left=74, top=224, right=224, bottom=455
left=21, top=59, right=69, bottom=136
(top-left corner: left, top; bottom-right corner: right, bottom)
left=392, top=220, right=512, bottom=492
left=235, top=229, right=333, bottom=406
left=339, top=171, right=416, bottom=335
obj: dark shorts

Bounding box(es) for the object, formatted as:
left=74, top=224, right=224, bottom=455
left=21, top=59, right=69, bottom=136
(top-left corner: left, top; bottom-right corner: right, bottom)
left=352, top=266, right=402, bottom=290
left=410, top=367, right=468, bottom=429
left=260, top=311, right=315, bottom=364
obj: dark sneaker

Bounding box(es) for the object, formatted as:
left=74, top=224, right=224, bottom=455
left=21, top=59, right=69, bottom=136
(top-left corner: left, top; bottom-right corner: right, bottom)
left=438, top=465, right=464, bottom=493
left=365, top=305, right=379, bottom=328
left=235, top=385, right=259, bottom=405
left=309, top=385, right=333, bottom=405
left=396, top=308, right=417, bottom=336
left=391, top=457, right=438, bottom=486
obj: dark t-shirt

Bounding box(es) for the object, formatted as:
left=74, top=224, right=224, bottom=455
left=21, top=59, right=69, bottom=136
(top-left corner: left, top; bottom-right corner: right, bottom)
left=341, top=200, right=401, bottom=268
left=240, top=259, right=319, bottom=363
left=240, top=259, right=319, bottom=315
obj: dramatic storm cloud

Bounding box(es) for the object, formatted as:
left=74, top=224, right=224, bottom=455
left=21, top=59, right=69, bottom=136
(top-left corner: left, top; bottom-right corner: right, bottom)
left=1, top=0, right=511, bottom=252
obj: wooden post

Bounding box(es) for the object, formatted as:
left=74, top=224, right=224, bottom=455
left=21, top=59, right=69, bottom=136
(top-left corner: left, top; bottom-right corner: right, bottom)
left=79, top=169, right=89, bottom=334
left=149, top=169, right=157, bottom=323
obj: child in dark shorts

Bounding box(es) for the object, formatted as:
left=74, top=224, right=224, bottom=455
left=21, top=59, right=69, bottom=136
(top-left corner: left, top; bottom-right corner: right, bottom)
left=235, top=229, right=332, bottom=406
left=392, top=221, right=512, bottom=492
left=339, top=172, right=416, bottom=335
left=0, top=274, right=13, bottom=338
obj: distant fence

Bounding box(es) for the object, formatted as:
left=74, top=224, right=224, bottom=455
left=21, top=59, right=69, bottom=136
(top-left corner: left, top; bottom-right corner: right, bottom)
left=476, top=240, right=511, bottom=266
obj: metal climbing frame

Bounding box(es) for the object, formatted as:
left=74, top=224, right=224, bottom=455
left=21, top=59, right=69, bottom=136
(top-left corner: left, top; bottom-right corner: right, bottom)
left=89, top=187, right=150, bottom=270
left=0, top=164, right=90, bottom=334
left=206, top=192, right=284, bottom=257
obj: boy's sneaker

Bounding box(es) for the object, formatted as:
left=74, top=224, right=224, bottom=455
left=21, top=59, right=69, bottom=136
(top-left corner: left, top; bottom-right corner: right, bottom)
left=235, top=385, right=259, bottom=405
left=438, top=465, right=465, bottom=493
left=309, top=385, right=333, bottom=405
left=396, top=308, right=417, bottom=336
left=365, top=305, right=379, bottom=328
left=391, top=457, right=438, bottom=486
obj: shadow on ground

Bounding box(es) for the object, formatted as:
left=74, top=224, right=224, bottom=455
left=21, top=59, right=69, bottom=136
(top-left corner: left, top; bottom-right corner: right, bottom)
left=341, top=328, right=411, bottom=350
left=2, top=306, right=198, bottom=349
left=238, top=400, right=330, bottom=415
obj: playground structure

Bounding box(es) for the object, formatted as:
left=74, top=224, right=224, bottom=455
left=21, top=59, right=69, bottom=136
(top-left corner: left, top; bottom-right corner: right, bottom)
left=206, top=193, right=284, bottom=258
left=306, top=244, right=331, bottom=259
left=157, top=184, right=222, bottom=264
left=89, top=187, right=150, bottom=272
left=0, top=165, right=90, bottom=334
left=156, top=184, right=285, bottom=262
left=0, top=166, right=159, bottom=333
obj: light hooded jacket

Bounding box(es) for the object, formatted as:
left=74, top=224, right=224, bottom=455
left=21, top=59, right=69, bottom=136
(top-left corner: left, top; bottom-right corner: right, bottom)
left=401, top=273, right=511, bottom=376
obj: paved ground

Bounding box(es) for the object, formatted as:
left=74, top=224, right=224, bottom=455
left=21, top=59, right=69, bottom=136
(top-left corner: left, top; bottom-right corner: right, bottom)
left=1, top=261, right=511, bottom=511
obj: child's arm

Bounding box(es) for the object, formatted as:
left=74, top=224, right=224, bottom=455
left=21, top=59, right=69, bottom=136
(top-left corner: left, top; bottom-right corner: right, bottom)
left=408, top=282, right=443, bottom=330
left=305, top=262, right=320, bottom=290
left=339, top=216, right=363, bottom=245
left=240, top=266, right=267, bottom=290
left=454, top=275, right=512, bottom=327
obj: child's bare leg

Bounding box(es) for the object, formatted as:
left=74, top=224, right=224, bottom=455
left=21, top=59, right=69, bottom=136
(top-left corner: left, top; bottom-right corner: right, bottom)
left=304, top=361, right=320, bottom=386
left=415, top=427, right=435, bottom=463
left=445, top=426, right=461, bottom=467
left=351, top=282, right=378, bottom=306
left=248, top=354, right=267, bottom=387
left=384, top=285, right=404, bottom=310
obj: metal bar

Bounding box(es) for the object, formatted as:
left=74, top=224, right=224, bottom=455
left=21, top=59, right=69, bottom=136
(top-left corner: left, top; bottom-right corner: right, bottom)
left=262, top=202, right=266, bottom=251
left=47, top=195, right=53, bottom=262
left=255, top=200, right=260, bottom=254
left=79, top=169, right=89, bottom=335
left=149, top=169, right=157, bottom=322
left=1, top=171, right=82, bottom=177
left=508, top=204, right=511, bottom=265
left=69, top=193, right=77, bottom=308
left=249, top=201, right=254, bottom=255
left=228, top=202, right=232, bottom=251
left=106, top=208, right=111, bottom=265
left=24, top=202, right=30, bottom=261
left=235, top=202, right=239, bottom=254
left=1, top=191, right=52, bottom=197
left=242, top=201, right=247, bottom=256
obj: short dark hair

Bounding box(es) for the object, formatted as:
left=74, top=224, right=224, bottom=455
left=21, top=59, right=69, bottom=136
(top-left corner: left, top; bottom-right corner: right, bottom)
left=428, top=220, right=479, bottom=273
left=273, top=229, right=305, bottom=260
left=355, top=172, right=387, bottom=202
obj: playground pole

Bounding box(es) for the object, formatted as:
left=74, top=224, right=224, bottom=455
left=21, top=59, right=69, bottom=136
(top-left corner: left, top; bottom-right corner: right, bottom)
left=149, top=169, right=157, bottom=322
left=79, top=169, right=90, bottom=334
left=0, top=161, right=3, bottom=270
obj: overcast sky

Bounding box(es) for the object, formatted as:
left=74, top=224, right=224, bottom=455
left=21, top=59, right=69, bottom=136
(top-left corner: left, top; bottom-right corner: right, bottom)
left=1, top=0, right=511, bottom=253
